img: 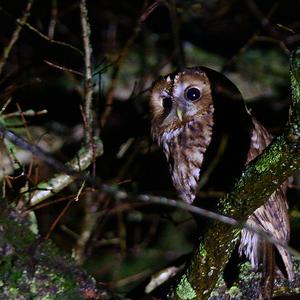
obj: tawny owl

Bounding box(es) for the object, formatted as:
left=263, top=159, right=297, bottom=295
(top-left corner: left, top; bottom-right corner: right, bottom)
left=149, top=66, right=293, bottom=283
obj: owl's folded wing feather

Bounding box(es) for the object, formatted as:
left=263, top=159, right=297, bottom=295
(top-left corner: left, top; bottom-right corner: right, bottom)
left=239, top=117, right=293, bottom=281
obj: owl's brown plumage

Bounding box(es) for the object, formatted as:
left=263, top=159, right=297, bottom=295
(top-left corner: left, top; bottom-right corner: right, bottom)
left=150, top=67, right=293, bottom=284
left=151, top=70, right=214, bottom=203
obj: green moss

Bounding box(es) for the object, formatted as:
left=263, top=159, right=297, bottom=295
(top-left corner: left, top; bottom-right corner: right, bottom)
left=218, top=195, right=233, bottom=215
left=8, top=287, right=20, bottom=297
left=36, top=182, right=52, bottom=190
left=0, top=208, right=98, bottom=299
left=228, top=286, right=242, bottom=298
left=176, top=275, right=196, bottom=300
left=238, top=262, right=252, bottom=277
left=291, top=73, right=300, bottom=100
left=230, top=228, right=240, bottom=240
left=199, top=243, right=207, bottom=264
left=254, top=147, right=282, bottom=173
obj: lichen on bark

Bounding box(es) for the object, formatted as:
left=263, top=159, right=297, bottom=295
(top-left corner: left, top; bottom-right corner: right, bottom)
left=0, top=206, right=107, bottom=299
left=176, top=275, right=197, bottom=300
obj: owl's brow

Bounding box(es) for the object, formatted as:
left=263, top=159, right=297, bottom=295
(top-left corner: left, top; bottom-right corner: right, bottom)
left=163, top=71, right=177, bottom=82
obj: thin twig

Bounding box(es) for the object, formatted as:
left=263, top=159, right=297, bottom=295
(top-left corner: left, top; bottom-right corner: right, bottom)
left=137, top=194, right=300, bottom=258
left=223, top=2, right=288, bottom=71
left=0, top=0, right=34, bottom=76
left=27, top=194, right=80, bottom=211
left=245, top=0, right=282, bottom=41
left=45, top=199, right=73, bottom=239
left=15, top=103, right=33, bottom=143
left=100, top=0, right=162, bottom=126
left=3, top=109, right=47, bottom=119
left=44, top=60, right=84, bottom=76
left=22, top=21, right=83, bottom=56
left=48, top=0, right=58, bottom=39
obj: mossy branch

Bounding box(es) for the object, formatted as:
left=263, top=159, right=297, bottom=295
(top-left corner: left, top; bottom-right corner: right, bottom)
left=172, top=48, right=300, bottom=300
left=0, top=207, right=109, bottom=299
left=28, top=138, right=103, bottom=206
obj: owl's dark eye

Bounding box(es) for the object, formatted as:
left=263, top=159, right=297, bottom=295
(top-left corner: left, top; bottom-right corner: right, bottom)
left=185, top=87, right=201, bottom=101
left=162, top=97, right=172, bottom=110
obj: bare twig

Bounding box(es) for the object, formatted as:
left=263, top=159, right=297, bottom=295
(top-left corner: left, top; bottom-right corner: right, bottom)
left=22, top=21, right=83, bottom=56
left=0, top=0, right=34, bottom=76
left=3, top=109, right=47, bottom=118
left=28, top=194, right=80, bottom=211
left=41, top=2, right=100, bottom=258
left=223, top=2, right=288, bottom=71
left=245, top=0, right=282, bottom=40
left=138, top=194, right=300, bottom=258
left=245, top=0, right=299, bottom=49
left=80, top=0, right=94, bottom=140
left=45, top=199, right=73, bottom=239
left=48, top=0, right=58, bottom=39
left=100, top=0, right=162, bottom=126
left=222, top=33, right=289, bottom=72
left=15, top=103, right=33, bottom=143
left=44, top=60, right=84, bottom=76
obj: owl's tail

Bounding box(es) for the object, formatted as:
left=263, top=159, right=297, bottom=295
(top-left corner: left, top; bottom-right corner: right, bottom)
left=240, top=227, right=294, bottom=299
left=240, top=222, right=294, bottom=279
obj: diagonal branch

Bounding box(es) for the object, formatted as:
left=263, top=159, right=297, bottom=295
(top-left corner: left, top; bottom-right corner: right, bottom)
left=172, top=48, right=300, bottom=300
left=0, top=0, right=34, bottom=76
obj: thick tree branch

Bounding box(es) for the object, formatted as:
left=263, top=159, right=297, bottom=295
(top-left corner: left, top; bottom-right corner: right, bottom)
left=172, top=48, right=300, bottom=300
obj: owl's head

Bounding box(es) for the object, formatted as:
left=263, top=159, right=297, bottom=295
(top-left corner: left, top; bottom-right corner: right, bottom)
left=150, top=67, right=248, bottom=142
left=150, top=68, right=213, bottom=139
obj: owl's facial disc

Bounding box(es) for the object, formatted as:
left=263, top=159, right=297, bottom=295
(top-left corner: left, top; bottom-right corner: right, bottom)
left=160, top=83, right=203, bottom=128
left=150, top=69, right=213, bottom=136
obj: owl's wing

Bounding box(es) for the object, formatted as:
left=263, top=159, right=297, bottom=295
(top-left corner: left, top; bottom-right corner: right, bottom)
left=239, top=118, right=293, bottom=282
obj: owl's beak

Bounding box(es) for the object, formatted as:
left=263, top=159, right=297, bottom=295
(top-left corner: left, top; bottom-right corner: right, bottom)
left=176, top=107, right=184, bottom=121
